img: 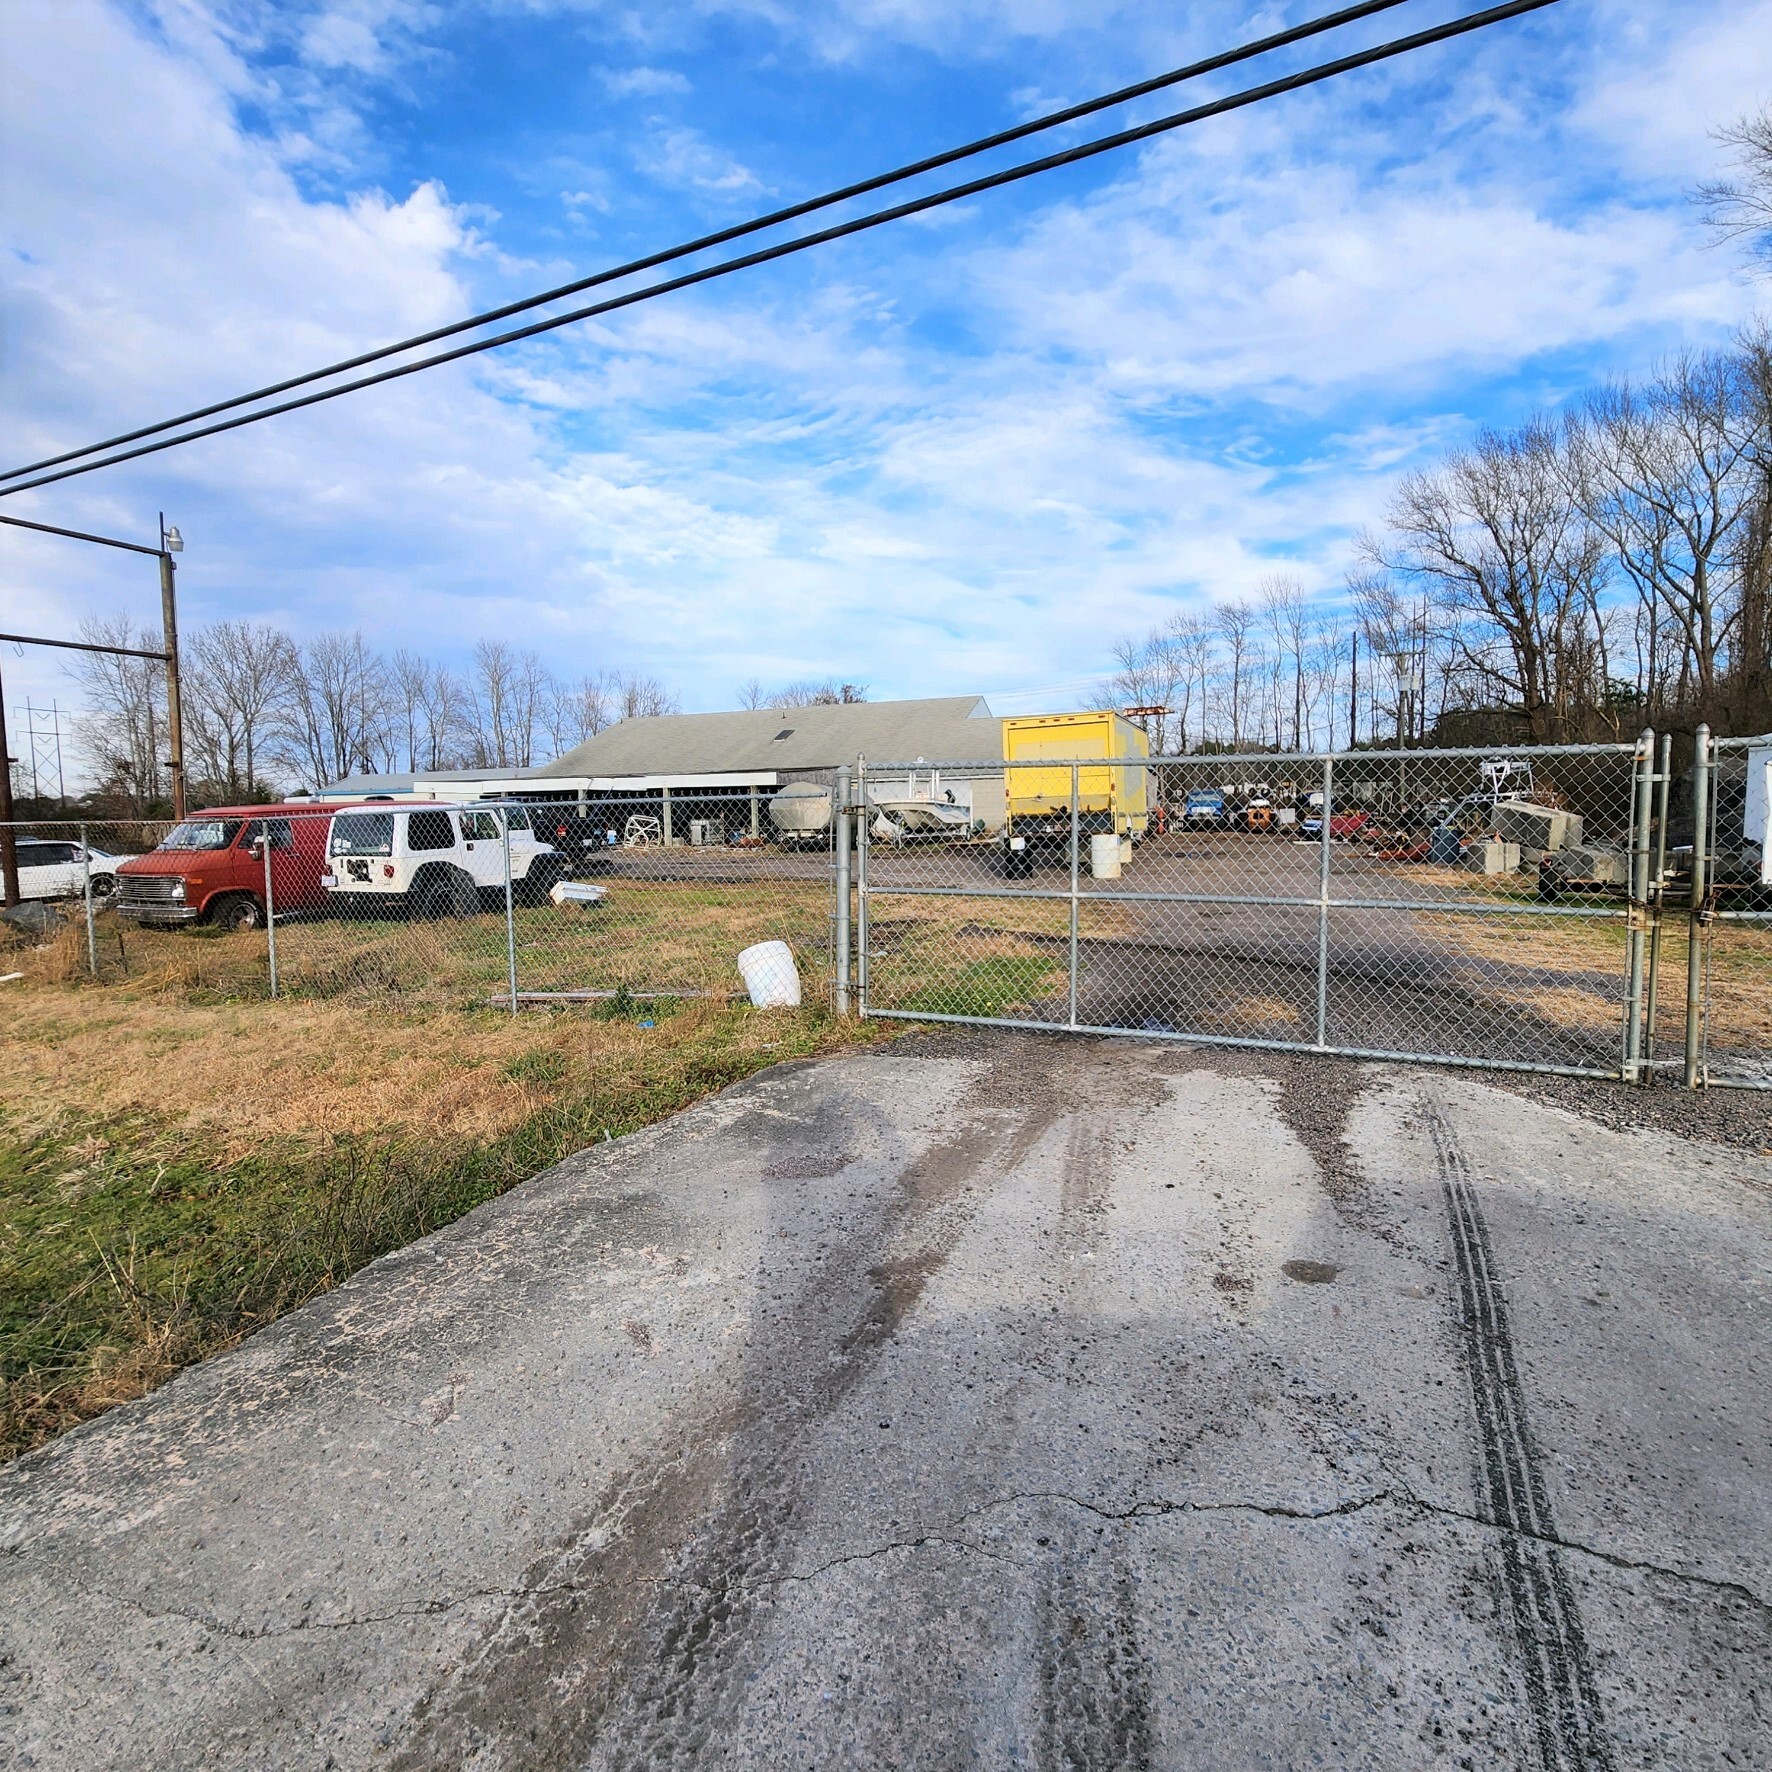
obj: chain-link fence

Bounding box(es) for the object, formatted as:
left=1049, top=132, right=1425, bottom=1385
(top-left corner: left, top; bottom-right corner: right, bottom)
left=1698, top=733, right=1772, bottom=1090
left=4, top=733, right=1766, bottom=1088
left=855, top=742, right=1663, bottom=1080
left=0, top=793, right=836, bottom=1013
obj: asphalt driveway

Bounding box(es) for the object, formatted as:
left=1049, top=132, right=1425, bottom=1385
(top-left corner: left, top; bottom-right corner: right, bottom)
left=2, top=1034, right=1766, bottom=1770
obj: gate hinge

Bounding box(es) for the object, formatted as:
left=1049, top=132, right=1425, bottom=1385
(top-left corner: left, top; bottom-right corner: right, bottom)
left=1626, top=905, right=1655, bottom=932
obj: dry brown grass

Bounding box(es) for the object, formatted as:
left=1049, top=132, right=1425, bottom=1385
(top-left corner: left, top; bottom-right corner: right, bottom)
left=2, top=990, right=796, bottom=1155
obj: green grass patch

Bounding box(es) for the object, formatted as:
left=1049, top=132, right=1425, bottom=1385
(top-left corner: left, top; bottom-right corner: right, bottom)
left=1, top=1000, right=883, bottom=1462
left=898, top=954, right=1064, bottom=1019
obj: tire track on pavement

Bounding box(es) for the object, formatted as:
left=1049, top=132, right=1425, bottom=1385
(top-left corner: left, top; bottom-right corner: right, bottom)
left=1427, top=1104, right=1613, bottom=1772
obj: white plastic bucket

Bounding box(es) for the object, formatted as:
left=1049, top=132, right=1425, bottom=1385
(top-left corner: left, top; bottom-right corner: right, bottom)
left=738, top=939, right=802, bottom=1009
left=1090, top=833, right=1122, bottom=879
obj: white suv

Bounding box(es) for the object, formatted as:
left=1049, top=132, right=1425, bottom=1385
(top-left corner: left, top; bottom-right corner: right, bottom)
left=321, top=803, right=564, bottom=916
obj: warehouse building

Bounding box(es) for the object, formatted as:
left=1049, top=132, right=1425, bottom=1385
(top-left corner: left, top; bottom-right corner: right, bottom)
left=317, top=696, right=1006, bottom=843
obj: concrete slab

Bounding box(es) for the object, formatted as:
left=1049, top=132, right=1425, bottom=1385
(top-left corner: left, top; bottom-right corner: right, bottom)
left=2, top=1036, right=1767, bottom=1771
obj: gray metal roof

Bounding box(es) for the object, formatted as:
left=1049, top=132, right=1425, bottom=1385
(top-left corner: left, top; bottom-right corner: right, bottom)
left=537, top=697, right=1001, bottom=779
left=318, top=766, right=544, bottom=796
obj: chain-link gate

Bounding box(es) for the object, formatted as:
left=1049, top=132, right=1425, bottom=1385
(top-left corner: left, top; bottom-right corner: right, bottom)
left=852, top=740, right=1668, bottom=1080
left=1693, top=730, right=1772, bottom=1091
left=6, top=731, right=1767, bottom=1088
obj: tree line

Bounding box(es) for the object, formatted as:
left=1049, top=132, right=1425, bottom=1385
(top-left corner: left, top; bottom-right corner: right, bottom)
left=65, top=625, right=679, bottom=811
left=1102, top=114, right=1772, bottom=757
left=1102, top=335, right=1772, bottom=755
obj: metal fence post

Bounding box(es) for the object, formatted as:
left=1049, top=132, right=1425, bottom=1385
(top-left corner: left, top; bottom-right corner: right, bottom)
left=1683, top=724, right=1712, bottom=1088
left=855, top=756, right=870, bottom=1015
left=1315, top=755, right=1333, bottom=1050
left=79, top=821, right=98, bottom=977
left=1068, top=764, right=1080, bottom=1031
left=834, top=765, right=852, bottom=1017
left=1621, top=729, right=1654, bottom=1081
left=501, top=811, right=518, bottom=1016
left=261, top=825, right=279, bottom=998
left=1643, top=731, right=1672, bottom=1074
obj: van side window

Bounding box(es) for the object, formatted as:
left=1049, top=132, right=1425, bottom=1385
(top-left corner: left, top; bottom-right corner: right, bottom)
left=407, top=810, right=456, bottom=852
left=244, top=818, right=294, bottom=851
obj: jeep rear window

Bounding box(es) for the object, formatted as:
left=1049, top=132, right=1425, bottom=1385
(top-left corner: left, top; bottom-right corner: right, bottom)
left=329, top=812, right=394, bottom=856
left=406, top=810, right=457, bottom=852
left=159, top=819, right=242, bottom=851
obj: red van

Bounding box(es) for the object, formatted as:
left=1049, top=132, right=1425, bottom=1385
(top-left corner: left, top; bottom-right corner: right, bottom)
left=115, top=802, right=358, bottom=930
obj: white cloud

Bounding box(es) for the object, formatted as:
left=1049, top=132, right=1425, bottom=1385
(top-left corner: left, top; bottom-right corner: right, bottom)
left=5, top=0, right=1769, bottom=772
left=601, top=65, right=691, bottom=97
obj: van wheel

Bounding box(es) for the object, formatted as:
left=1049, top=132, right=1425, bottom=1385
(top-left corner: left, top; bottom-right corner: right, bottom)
left=210, top=893, right=265, bottom=931
left=89, top=874, right=117, bottom=898
left=414, top=867, right=478, bottom=919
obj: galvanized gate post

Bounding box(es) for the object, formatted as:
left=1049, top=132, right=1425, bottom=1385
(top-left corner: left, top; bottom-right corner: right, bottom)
left=1683, top=724, right=1712, bottom=1087
left=501, top=811, right=518, bottom=1017
left=1068, top=764, right=1080, bottom=1031
left=1642, top=732, right=1672, bottom=1073
left=1315, top=755, right=1333, bottom=1049
left=79, top=821, right=98, bottom=977
left=834, top=765, right=852, bottom=1017
left=855, top=757, right=870, bottom=1015
left=1622, top=730, right=1655, bottom=1081
left=261, top=824, right=279, bottom=999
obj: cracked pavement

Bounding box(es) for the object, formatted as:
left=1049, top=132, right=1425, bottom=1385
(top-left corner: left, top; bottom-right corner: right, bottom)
left=1, top=1033, right=1767, bottom=1770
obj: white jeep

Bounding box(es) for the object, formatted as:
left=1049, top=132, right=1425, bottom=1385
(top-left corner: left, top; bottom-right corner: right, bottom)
left=321, top=803, right=564, bottom=916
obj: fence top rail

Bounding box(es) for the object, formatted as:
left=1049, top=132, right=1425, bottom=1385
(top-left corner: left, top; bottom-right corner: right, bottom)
left=1713, top=731, right=1772, bottom=752
left=863, top=739, right=1646, bottom=771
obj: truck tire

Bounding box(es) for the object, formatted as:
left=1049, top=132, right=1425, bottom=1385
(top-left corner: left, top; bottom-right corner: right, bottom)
left=414, top=866, right=478, bottom=920
left=208, top=893, right=265, bottom=931
left=515, top=859, right=561, bottom=906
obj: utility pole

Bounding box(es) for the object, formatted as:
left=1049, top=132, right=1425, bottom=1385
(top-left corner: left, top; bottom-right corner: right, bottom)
left=159, top=514, right=187, bottom=817
left=0, top=649, right=18, bottom=905
left=0, top=511, right=186, bottom=819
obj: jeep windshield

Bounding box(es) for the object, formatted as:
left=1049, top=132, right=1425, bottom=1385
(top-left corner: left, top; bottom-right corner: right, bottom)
left=158, top=819, right=242, bottom=851
left=329, top=812, right=395, bottom=857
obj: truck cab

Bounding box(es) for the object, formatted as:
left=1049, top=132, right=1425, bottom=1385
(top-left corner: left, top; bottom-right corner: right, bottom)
left=115, top=803, right=344, bottom=930
left=1182, top=789, right=1227, bottom=828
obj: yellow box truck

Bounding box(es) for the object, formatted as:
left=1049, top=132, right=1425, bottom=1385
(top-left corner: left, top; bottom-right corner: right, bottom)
left=1000, top=712, right=1151, bottom=876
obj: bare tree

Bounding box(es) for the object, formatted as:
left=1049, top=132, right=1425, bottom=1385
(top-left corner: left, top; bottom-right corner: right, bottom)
left=66, top=614, right=166, bottom=810
left=1213, top=601, right=1258, bottom=747
left=608, top=671, right=681, bottom=722
left=1570, top=354, right=1759, bottom=721
left=1258, top=575, right=1311, bottom=750
left=469, top=641, right=554, bottom=768
left=544, top=673, right=614, bottom=754
left=1366, top=423, right=1607, bottom=741
left=763, top=678, right=868, bottom=708
left=184, top=621, right=295, bottom=799
left=277, top=632, right=394, bottom=789
left=736, top=677, right=767, bottom=710
left=1698, top=105, right=1772, bottom=275
left=1096, top=630, right=1182, bottom=754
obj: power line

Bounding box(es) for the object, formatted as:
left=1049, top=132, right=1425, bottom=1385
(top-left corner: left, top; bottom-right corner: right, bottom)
left=0, top=0, right=1418, bottom=489
left=0, top=0, right=1560, bottom=499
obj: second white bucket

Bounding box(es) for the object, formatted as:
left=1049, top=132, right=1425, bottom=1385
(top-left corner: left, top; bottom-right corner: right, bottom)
left=1089, top=833, right=1122, bottom=879
left=738, top=939, right=802, bottom=1008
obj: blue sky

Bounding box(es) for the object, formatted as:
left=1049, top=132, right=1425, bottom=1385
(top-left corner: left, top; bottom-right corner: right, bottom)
left=4, top=0, right=1771, bottom=738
